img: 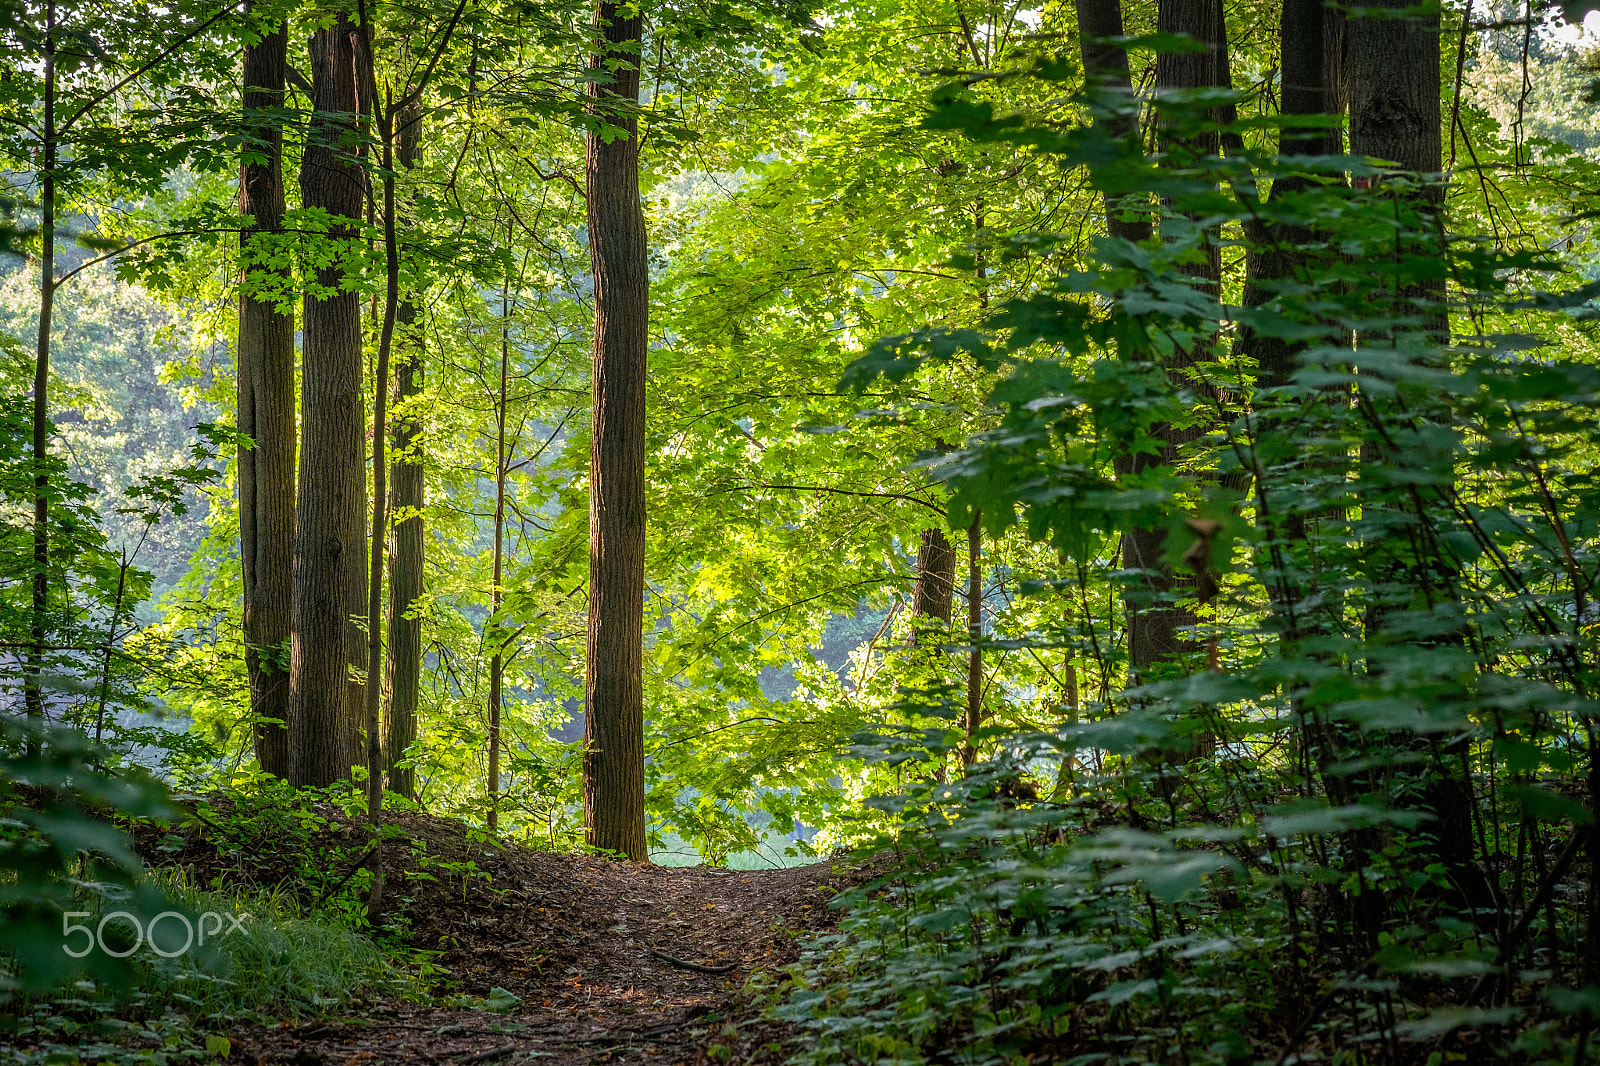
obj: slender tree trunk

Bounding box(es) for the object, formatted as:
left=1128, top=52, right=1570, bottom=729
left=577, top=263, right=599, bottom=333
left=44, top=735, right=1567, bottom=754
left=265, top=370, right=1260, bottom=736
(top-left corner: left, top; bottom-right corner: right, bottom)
left=239, top=3, right=294, bottom=779
left=961, top=513, right=982, bottom=762
left=582, top=0, right=649, bottom=861
left=291, top=13, right=366, bottom=787
left=351, top=21, right=392, bottom=921
left=386, top=99, right=424, bottom=802
left=24, top=1, right=56, bottom=756
left=1241, top=0, right=1333, bottom=396
left=487, top=239, right=511, bottom=834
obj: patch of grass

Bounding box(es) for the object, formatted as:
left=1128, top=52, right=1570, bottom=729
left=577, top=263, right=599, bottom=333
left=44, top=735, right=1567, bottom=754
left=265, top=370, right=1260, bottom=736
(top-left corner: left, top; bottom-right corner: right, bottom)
left=0, top=871, right=413, bottom=1064
left=141, top=868, right=411, bottom=1017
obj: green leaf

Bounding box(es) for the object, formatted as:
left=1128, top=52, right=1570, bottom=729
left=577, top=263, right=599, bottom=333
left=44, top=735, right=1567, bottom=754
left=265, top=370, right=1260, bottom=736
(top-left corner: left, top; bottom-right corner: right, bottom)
left=1503, top=785, right=1594, bottom=826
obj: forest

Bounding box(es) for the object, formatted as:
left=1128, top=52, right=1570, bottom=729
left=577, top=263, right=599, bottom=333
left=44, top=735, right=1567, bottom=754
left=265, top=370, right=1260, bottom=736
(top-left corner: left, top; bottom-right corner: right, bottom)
left=3, top=0, right=1600, bottom=1062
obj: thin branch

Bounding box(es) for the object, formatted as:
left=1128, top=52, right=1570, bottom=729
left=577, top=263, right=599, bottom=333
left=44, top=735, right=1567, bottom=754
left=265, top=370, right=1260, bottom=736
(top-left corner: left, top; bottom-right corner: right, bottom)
left=751, top=483, right=947, bottom=516
left=53, top=228, right=233, bottom=289
left=62, top=0, right=246, bottom=136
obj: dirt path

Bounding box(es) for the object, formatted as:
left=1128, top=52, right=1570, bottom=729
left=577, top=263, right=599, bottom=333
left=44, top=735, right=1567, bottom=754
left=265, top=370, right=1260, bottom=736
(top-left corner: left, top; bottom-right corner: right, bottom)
left=223, top=816, right=854, bottom=1066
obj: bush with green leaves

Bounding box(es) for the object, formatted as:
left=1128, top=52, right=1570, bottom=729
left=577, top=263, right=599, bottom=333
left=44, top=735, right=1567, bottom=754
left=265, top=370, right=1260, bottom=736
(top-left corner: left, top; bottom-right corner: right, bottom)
left=774, top=41, right=1600, bottom=1066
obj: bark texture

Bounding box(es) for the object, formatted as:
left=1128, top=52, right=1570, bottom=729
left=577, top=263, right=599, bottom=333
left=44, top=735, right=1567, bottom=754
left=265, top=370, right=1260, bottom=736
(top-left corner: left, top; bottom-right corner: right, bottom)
left=291, top=14, right=366, bottom=787
left=1347, top=0, right=1491, bottom=920
left=1347, top=0, right=1440, bottom=181
left=1074, top=0, right=1152, bottom=244
left=24, top=4, right=55, bottom=752
left=1346, top=0, right=1444, bottom=325
left=1240, top=0, right=1336, bottom=395
left=962, top=515, right=982, bottom=762
left=488, top=242, right=511, bottom=834
left=583, top=0, right=649, bottom=861
left=385, top=100, right=424, bottom=802
left=911, top=528, right=956, bottom=627
left=239, top=5, right=294, bottom=779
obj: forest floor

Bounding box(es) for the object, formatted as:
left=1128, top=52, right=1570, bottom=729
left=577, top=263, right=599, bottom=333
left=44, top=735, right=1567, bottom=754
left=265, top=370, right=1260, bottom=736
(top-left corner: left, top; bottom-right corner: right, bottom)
left=142, top=805, right=866, bottom=1066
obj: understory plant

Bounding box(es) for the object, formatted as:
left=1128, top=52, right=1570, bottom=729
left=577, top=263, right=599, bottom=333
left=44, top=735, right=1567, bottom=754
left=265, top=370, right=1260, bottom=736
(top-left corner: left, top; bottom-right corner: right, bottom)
left=776, top=42, right=1600, bottom=1066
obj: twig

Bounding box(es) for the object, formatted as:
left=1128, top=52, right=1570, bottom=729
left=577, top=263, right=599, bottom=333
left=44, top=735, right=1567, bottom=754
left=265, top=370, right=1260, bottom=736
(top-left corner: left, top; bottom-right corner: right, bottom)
left=1466, top=825, right=1591, bottom=1007
left=649, top=949, right=737, bottom=974
left=571, top=1021, right=689, bottom=1046
left=313, top=845, right=377, bottom=909
left=454, top=1043, right=515, bottom=1064
left=1272, top=981, right=1342, bottom=1066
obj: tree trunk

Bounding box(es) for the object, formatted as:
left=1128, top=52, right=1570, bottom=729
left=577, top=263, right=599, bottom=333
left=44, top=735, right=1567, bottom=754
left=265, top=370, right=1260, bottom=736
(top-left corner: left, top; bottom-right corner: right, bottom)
left=1241, top=0, right=1334, bottom=396
left=386, top=99, right=424, bottom=803
left=24, top=0, right=56, bottom=756
left=1347, top=0, right=1443, bottom=330
left=239, top=3, right=294, bottom=780
left=911, top=528, right=955, bottom=629
left=487, top=233, right=511, bottom=834
left=291, top=14, right=366, bottom=788
left=1347, top=0, right=1492, bottom=920
left=351, top=19, right=391, bottom=923
left=1114, top=0, right=1234, bottom=680
left=1074, top=0, right=1152, bottom=245
left=961, top=513, right=982, bottom=763
left=582, top=0, right=649, bottom=861
left=1347, top=0, right=1439, bottom=181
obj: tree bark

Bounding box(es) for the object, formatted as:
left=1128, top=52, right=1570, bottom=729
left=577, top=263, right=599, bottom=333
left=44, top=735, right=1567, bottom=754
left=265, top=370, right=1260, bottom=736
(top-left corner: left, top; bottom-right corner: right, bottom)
left=961, top=513, right=982, bottom=763
left=24, top=0, right=56, bottom=756
left=1241, top=0, right=1335, bottom=397
left=1074, top=0, right=1152, bottom=245
left=1347, top=0, right=1444, bottom=328
left=1347, top=0, right=1439, bottom=181
left=386, top=99, right=424, bottom=802
left=487, top=230, right=511, bottom=834
left=291, top=13, right=366, bottom=788
left=1347, top=0, right=1492, bottom=920
left=239, top=3, right=294, bottom=780
left=583, top=0, right=649, bottom=861
left=911, top=528, right=955, bottom=629
left=350, top=18, right=391, bottom=923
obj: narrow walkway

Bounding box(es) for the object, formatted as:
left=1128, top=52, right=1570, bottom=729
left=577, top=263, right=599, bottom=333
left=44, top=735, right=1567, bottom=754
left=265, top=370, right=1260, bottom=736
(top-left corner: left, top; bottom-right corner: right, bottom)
left=229, top=816, right=851, bottom=1064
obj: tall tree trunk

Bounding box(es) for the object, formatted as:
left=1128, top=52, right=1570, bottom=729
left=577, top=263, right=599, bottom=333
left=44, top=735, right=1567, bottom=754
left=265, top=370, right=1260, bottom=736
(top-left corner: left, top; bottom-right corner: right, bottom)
left=583, top=0, right=649, bottom=861
left=487, top=236, right=511, bottom=834
left=1113, top=0, right=1233, bottom=680
left=386, top=99, right=424, bottom=802
left=1074, top=0, right=1152, bottom=245
left=1347, top=0, right=1492, bottom=920
left=1347, top=0, right=1443, bottom=330
left=1242, top=0, right=1334, bottom=397
left=961, top=513, right=982, bottom=763
left=351, top=19, right=391, bottom=922
left=291, top=13, right=366, bottom=787
left=239, top=3, right=294, bottom=780
left=24, top=0, right=56, bottom=756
